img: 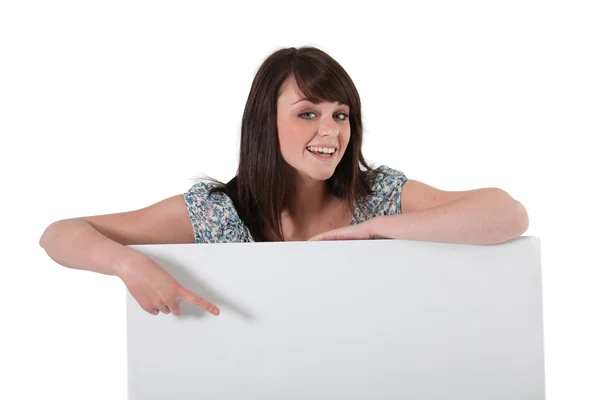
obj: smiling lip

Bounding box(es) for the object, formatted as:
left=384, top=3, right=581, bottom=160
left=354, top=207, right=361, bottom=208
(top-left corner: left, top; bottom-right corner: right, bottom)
left=307, top=147, right=337, bottom=161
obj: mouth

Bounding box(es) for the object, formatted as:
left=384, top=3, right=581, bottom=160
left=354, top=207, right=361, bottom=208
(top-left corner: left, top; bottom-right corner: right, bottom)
left=306, top=146, right=337, bottom=159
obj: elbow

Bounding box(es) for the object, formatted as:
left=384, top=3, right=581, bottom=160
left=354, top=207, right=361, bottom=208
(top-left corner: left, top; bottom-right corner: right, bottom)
left=489, top=195, right=530, bottom=245
left=497, top=189, right=530, bottom=234
left=39, top=223, right=53, bottom=248
left=500, top=201, right=529, bottom=244
left=39, top=220, right=61, bottom=248
left=515, top=201, right=529, bottom=234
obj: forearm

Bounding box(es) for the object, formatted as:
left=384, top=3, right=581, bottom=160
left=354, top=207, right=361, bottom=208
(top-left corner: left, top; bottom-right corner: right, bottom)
left=39, top=218, right=142, bottom=277
left=371, top=189, right=529, bottom=245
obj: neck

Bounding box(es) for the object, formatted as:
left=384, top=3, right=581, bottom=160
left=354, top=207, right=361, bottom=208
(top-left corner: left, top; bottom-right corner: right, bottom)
left=283, top=169, right=331, bottom=220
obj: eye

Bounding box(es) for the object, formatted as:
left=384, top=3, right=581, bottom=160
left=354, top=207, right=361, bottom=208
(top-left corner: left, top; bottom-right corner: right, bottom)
left=299, top=111, right=316, bottom=119
left=299, top=111, right=350, bottom=120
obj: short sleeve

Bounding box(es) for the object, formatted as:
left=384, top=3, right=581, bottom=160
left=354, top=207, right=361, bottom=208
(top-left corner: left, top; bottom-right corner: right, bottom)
left=363, top=165, right=408, bottom=217
left=183, top=182, right=253, bottom=244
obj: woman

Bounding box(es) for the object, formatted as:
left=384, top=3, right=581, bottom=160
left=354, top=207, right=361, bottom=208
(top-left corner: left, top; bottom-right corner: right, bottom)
left=39, top=46, right=529, bottom=318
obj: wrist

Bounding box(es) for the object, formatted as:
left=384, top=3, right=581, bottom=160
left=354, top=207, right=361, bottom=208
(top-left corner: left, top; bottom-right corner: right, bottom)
left=368, top=215, right=394, bottom=239
left=113, top=248, right=142, bottom=280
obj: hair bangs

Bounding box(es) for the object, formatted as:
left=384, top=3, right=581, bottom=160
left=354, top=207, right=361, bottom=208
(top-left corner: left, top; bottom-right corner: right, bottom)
left=292, top=61, right=353, bottom=108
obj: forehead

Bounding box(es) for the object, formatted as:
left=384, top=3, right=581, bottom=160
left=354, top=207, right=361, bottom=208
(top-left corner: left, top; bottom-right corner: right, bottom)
left=278, top=75, right=304, bottom=101
left=278, top=75, right=347, bottom=107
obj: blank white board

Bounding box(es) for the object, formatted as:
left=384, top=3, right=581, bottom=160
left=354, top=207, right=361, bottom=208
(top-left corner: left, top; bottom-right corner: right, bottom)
left=126, top=236, right=545, bottom=399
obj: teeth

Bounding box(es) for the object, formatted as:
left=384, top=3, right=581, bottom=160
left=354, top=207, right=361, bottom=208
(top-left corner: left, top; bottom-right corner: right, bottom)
left=307, top=146, right=335, bottom=154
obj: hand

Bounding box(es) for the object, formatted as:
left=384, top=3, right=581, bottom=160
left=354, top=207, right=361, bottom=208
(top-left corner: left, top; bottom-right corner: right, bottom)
left=117, top=254, right=220, bottom=317
left=308, top=220, right=378, bottom=241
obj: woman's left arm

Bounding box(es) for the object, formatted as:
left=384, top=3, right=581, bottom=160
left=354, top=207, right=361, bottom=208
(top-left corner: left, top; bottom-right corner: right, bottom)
left=309, top=180, right=529, bottom=245
left=370, top=180, right=529, bottom=245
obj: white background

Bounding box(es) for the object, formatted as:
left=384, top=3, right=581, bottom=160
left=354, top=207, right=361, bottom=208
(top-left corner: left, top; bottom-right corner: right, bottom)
left=1, top=1, right=598, bottom=399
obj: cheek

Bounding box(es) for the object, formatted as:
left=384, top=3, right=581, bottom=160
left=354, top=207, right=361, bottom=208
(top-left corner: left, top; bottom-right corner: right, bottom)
left=279, top=136, right=301, bottom=159
left=341, top=128, right=351, bottom=149
left=278, top=119, right=309, bottom=150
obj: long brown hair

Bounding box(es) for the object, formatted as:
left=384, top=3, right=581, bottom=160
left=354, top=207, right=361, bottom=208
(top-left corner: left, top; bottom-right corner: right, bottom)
left=208, top=46, right=379, bottom=241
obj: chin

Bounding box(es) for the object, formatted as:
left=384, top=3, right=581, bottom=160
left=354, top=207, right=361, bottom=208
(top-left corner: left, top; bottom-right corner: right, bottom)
left=304, top=163, right=338, bottom=181
left=308, top=170, right=335, bottom=181
left=284, top=153, right=341, bottom=182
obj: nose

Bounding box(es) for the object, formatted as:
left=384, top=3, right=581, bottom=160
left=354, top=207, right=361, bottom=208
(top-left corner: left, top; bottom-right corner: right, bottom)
left=317, top=118, right=340, bottom=137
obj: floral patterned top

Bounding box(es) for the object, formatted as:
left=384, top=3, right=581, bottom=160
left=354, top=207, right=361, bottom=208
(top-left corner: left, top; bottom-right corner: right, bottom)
left=183, top=165, right=408, bottom=243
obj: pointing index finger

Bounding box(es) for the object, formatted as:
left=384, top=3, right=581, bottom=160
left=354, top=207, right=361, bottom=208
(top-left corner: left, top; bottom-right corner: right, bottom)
left=179, top=288, right=220, bottom=316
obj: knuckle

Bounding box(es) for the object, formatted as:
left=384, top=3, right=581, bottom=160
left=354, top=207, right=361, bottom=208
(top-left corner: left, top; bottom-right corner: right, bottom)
left=152, top=302, right=164, bottom=310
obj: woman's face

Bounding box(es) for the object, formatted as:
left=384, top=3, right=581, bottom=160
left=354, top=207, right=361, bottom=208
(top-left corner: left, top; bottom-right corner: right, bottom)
left=276, top=75, right=351, bottom=182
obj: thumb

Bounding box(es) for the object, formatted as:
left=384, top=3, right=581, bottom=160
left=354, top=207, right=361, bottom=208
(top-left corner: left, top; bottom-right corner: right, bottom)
left=308, top=232, right=332, bottom=241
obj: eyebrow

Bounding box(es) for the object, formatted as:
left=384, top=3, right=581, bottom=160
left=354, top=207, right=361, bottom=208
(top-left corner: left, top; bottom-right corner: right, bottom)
left=291, top=98, right=347, bottom=106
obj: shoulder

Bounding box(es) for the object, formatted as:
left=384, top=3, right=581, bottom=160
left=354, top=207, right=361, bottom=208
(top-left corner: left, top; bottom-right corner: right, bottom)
left=184, top=181, right=253, bottom=243
left=356, top=165, right=409, bottom=220
left=365, top=165, right=408, bottom=192
left=184, top=181, right=230, bottom=213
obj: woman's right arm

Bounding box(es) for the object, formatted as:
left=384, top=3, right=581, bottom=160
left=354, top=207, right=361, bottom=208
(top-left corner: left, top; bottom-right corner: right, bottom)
left=39, top=194, right=195, bottom=277
left=39, top=194, right=220, bottom=316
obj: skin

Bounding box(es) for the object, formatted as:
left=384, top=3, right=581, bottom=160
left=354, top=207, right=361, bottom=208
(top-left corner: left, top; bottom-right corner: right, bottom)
left=275, top=75, right=353, bottom=239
